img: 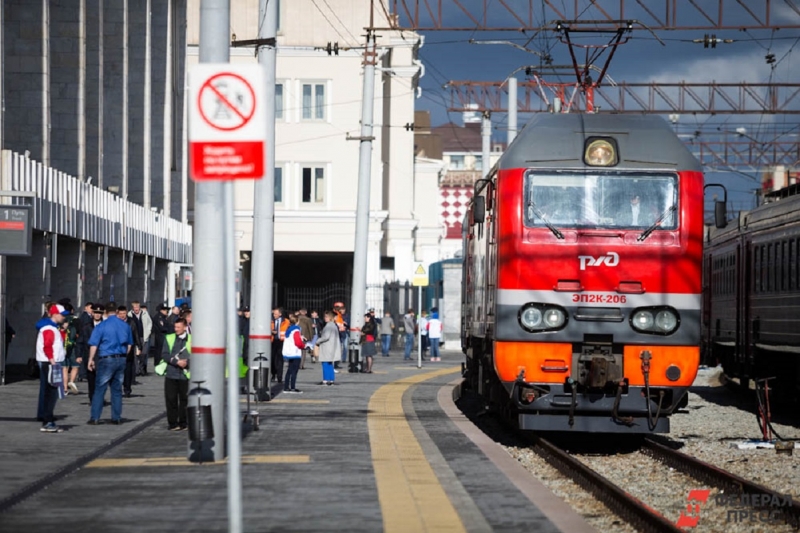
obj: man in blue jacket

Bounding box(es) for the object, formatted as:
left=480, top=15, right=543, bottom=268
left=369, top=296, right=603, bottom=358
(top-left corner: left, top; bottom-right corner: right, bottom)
left=87, top=302, right=133, bottom=425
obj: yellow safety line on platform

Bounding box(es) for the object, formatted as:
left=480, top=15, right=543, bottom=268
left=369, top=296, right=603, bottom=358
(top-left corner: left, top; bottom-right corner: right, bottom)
left=85, top=455, right=310, bottom=468
left=239, top=398, right=330, bottom=404
left=369, top=366, right=465, bottom=533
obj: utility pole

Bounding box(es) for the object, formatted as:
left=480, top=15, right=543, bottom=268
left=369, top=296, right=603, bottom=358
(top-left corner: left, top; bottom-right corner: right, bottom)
left=248, top=0, right=277, bottom=398
left=191, top=0, right=229, bottom=463
left=347, top=7, right=377, bottom=373
left=507, top=77, right=517, bottom=145
left=481, top=111, right=491, bottom=178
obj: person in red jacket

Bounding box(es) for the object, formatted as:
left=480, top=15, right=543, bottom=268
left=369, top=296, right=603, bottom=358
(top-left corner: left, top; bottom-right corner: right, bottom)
left=35, top=304, right=70, bottom=432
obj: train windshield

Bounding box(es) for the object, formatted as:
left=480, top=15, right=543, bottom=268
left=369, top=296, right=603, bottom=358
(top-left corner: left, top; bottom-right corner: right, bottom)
left=524, top=171, right=678, bottom=231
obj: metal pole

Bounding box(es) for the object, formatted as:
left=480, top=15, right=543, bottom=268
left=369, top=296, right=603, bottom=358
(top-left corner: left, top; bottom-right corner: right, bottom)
left=78, top=0, right=86, bottom=181
left=143, top=0, right=152, bottom=209
left=507, top=77, right=517, bottom=145
left=192, top=0, right=229, bottom=463
left=0, top=2, right=5, bottom=385
left=481, top=111, right=491, bottom=179
left=224, top=183, right=242, bottom=533
left=41, top=0, right=50, bottom=166
left=347, top=29, right=377, bottom=371
left=417, top=285, right=421, bottom=369
left=98, top=0, right=104, bottom=188
left=122, top=0, right=128, bottom=201
left=180, top=62, right=188, bottom=224
left=248, top=0, right=277, bottom=396
left=163, top=0, right=173, bottom=218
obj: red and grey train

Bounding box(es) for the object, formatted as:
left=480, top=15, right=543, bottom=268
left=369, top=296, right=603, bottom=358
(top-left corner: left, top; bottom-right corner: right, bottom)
left=461, top=113, right=721, bottom=433
left=703, top=185, right=800, bottom=400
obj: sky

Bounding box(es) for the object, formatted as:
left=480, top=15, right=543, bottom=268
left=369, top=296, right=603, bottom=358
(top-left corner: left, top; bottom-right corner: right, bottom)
left=393, top=1, right=800, bottom=212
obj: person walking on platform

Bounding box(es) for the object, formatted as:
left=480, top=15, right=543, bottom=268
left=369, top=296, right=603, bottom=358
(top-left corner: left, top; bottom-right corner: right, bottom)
left=271, top=307, right=287, bottom=382
left=282, top=314, right=305, bottom=393
left=296, top=308, right=314, bottom=370
left=309, top=310, right=323, bottom=363
left=360, top=313, right=377, bottom=373
left=333, top=303, right=349, bottom=370
left=379, top=311, right=394, bottom=357
left=316, top=310, right=340, bottom=385
left=152, top=304, right=171, bottom=366
left=87, top=302, right=133, bottom=425
left=403, top=309, right=416, bottom=360
left=427, top=311, right=443, bottom=362
left=119, top=306, right=141, bottom=398
left=128, top=301, right=152, bottom=376
left=35, top=304, right=70, bottom=432
left=161, top=318, right=191, bottom=431
left=419, top=310, right=429, bottom=360
left=80, top=304, right=104, bottom=404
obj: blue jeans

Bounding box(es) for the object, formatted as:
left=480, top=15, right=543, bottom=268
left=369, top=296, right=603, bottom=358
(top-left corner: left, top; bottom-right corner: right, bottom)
left=381, top=334, right=392, bottom=356
left=91, top=356, right=126, bottom=421
left=404, top=333, right=414, bottom=359
left=430, top=338, right=440, bottom=359
left=339, top=333, right=348, bottom=363
left=284, top=358, right=301, bottom=390
left=37, top=362, right=58, bottom=423
left=322, top=362, right=335, bottom=382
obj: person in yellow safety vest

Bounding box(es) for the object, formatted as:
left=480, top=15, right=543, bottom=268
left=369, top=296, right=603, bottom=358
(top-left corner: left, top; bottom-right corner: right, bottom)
left=160, top=318, right=190, bottom=431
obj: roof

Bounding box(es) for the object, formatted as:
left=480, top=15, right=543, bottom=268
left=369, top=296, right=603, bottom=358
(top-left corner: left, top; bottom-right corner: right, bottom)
left=432, top=123, right=483, bottom=152
left=499, top=114, right=702, bottom=172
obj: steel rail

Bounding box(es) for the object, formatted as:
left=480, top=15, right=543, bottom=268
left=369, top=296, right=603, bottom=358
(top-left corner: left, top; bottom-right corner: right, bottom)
left=531, top=437, right=684, bottom=533
left=643, top=437, right=800, bottom=528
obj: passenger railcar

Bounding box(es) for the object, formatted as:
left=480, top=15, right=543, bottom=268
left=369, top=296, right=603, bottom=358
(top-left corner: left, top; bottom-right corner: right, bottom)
left=703, top=186, right=800, bottom=399
left=461, top=113, right=718, bottom=433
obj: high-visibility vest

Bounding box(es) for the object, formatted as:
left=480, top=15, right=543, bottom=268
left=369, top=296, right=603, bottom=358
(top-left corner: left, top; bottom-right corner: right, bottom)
left=157, top=333, right=191, bottom=378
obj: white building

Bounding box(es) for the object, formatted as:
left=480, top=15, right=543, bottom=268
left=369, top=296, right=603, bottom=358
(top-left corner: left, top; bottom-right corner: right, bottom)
left=186, top=0, right=443, bottom=309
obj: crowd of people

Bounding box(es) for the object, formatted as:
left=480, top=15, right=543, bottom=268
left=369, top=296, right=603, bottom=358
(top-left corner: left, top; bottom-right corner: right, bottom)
left=32, top=297, right=444, bottom=433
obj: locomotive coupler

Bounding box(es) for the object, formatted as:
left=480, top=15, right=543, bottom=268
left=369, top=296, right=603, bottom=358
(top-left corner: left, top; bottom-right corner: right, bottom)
left=640, top=350, right=664, bottom=430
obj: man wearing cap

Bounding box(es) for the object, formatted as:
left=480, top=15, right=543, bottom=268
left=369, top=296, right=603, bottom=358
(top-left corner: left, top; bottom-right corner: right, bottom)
left=87, top=302, right=133, bottom=425
left=151, top=304, right=170, bottom=367
left=79, top=304, right=104, bottom=403
left=35, top=303, right=70, bottom=432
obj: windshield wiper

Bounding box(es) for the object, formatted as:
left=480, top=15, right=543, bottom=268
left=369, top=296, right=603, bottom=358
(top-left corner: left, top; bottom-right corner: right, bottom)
left=637, top=204, right=676, bottom=241
left=528, top=201, right=564, bottom=239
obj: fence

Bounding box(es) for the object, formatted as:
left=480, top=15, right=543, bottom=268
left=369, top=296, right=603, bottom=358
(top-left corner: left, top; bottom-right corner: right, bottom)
left=1, top=150, right=192, bottom=263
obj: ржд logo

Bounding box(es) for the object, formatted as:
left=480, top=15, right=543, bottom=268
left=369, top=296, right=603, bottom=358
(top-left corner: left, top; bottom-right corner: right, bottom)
left=578, top=251, right=619, bottom=271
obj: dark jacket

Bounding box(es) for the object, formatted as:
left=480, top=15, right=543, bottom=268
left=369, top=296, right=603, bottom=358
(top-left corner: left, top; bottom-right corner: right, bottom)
left=361, top=320, right=376, bottom=342
left=297, top=315, right=314, bottom=343
left=125, top=317, right=142, bottom=352
left=161, top=332, right=190, bottom=381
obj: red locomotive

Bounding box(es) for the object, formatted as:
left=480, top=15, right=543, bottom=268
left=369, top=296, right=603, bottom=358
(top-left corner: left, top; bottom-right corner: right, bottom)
left=461, top=113, right=725, bottom=433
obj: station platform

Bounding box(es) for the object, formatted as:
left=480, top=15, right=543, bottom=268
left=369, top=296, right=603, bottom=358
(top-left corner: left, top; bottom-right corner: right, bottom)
left=0, top=352, right=596, bottom=533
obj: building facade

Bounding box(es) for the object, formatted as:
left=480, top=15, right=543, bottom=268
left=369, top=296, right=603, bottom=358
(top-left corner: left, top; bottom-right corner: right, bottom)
left=186, top=0, right=443, bottom=309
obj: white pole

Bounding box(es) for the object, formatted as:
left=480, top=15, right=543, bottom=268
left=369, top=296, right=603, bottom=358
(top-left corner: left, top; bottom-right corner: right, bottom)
left=507, top=77, right=517, bottom=145
left=417, top=286, right=422, bottom=369
left=162, top=0, right=173, bottom=218
left=143, top=0, right=152, bottom=209
left=481, top=111, right=491, bottom=179
left=347, top=28, right=377, bottom=372
left=248, top=0, right=277, bottom=395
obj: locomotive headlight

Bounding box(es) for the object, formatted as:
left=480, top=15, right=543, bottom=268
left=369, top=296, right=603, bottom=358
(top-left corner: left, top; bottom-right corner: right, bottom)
left=655, top=310, right=678, bottom=333
left=632, top=310, right=655, bottom=331
left=520, top=307, right=543, bottom=329
left=543, top=308, right=565, bottom=328
left=584, top=138, right=618, bottom=166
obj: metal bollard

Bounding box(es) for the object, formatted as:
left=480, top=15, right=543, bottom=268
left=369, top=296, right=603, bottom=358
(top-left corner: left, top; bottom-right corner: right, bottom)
left=252, top=353, right=270, bottom=402
left=187, top=380, right=213, bottom=463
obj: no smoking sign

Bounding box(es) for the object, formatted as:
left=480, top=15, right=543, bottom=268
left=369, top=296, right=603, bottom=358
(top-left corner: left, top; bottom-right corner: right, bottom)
left=189, top=64, right=267, bottom=181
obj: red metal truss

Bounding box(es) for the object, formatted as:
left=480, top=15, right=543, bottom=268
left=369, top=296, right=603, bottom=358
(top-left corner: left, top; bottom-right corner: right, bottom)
left=447, top=80, right=800, bottom=114
left=382, top=0, right=800, bottom=31
left=689, top=140, right=800, bottom=170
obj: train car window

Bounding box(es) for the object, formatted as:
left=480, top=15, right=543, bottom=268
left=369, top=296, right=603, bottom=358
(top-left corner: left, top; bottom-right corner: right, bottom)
left=782, top=241, right=787, bottom=291
left=523, top=171, right=678, bottom=230
left=769, top=243, right=775, bottom=292
left=790, top=240, right=795, bottom=291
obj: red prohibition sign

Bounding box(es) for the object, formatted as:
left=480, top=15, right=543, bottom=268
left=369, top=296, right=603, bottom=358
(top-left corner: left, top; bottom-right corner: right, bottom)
left=198, top=72, right=257, bottom=131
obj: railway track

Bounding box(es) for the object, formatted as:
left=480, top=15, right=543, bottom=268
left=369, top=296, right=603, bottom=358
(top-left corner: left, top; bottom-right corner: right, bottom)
left=525, top=433, right=800, bottom=533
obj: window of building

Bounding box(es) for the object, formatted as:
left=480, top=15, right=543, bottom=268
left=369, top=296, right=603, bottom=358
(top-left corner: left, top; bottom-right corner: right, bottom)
left=449, top=155, right=465, bottom=170
left=302, top=83, right=326, bottom=120
left=274, top=166, right=283, bottom=203
left=474, top=155, right=483, bottom=171
left=275, top=83, right=284, bottom=120
left=301, top=166, right=325, bottom=204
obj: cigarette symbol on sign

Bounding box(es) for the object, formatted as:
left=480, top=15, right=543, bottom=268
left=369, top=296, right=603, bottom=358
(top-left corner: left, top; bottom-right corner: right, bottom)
left=198, top=73, right=257, bottom=132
